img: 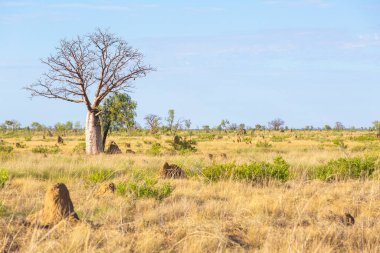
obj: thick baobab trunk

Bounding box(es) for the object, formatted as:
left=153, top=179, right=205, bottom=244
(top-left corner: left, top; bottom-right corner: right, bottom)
left=85, top=110, right=103, bottom=154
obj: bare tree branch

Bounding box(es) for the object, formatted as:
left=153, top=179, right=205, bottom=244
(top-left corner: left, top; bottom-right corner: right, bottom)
left=25, top=28, right=154, bottom=112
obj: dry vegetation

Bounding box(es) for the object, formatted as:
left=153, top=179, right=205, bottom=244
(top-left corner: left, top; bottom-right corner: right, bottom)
left=1, top=129, right=380, bottom=252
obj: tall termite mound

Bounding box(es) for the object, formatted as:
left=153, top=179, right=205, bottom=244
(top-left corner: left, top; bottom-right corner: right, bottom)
left=160, top=162, right=187, bottom=179
left=27, top=183, right=79, bottom=227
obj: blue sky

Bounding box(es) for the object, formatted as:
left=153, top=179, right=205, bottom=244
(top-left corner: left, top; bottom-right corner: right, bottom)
left=0, top=0, right=379, bottom=128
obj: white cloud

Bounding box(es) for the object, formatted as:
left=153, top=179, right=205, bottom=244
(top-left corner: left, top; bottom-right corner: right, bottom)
left=341, top=33, right=380, bottom=49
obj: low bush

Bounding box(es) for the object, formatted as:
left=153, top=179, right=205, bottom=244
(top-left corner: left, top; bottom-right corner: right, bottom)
left=146, top=142, right=161, bottom=156
left=72, top=142, right=86, bottom=154
left=32, top=145, right=60, bottom=154
left=0, top=202, right=9, bottom=217
left=332, top=139, right=347, bottom=149
left=256, top=140, right=272, bottom=148
left=117, top=178, right=173, bottom=200
left=170, top=137, right=197, bottom=154
left=271, top=136, right=287, bottom=142
left=88, top=169, right=114, bottom=183
left=203, top=156, right=290, bottom=182
left=0, top=144, right=13, bottom=153
left=0, top=168, right=9, bottom=187
left=351, top=135, right=377, bottom=142
left=311, top=156, right=377, bottom=181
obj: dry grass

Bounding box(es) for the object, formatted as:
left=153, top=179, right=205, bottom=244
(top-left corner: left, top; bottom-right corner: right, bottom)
left=1, top=130, right=380, bottom=252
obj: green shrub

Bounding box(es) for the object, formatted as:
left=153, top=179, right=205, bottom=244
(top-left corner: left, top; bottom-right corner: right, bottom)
left=312, top=157, right=377, bottom=181
left=351, top=135, right=377, bottom=142
left=203, top=156, right=290, bottom=182
left=271, top=136, right=286, bottom=142
left=351, top=146, right=366, bottom=152
left=0, top=202, right=9, bottom=217
left=332, top=139, right=347, bottom=149
left=88, top=169, right=113, bottom=183
left=72, top=142, right=86, bottom=153
left=0, top=169, right=9, bottom=187
left=32, top=145, right=60, bottom=154
left=126, top=178, right=173, bottom=200
left=266, top=156, right=290, bottom=181
left=170, top=137, right=197, bottom=154
left=116, top=182, right=128, bottom=196
left=203, top=163, right=235, bottom=181
left=256, top=140, right=272, bottom=148
left=146, top=142, right=161, bottom=156
left=0, top=145, right=13, bottom=153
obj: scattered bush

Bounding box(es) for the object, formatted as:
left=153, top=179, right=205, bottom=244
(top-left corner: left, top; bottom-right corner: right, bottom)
left=271, top=136, right=287, bottom=142
left=72, top=142, right=86, bottom=153
left=146, top=142, right=161, bottom=156
left=32, top=145, right=60, bottom=154
left=0, top=145, right=13, bottom=153
left=117, top=178, right=173, bottom=200
left=88, top=169, right=113, bottom=183
left=332, top=139, right=347, bottom=149
left=0, top=168, right=9, bottom=187
left=203, top=156, right=290, bottom=182
left=351, top=135, right=377, bottom=142
left=0, top=202, right=9, bottom=217
left=311, top=157, right=377, bottom=181
left=170, top=137, right=197, bottom=154
left=256, top=140, right=272, bottom=148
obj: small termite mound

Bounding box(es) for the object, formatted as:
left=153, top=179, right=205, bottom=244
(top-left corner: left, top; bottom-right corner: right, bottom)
left=27, top=183, right=79, bottom=228
left=57, top=136, right=64, bottom=144
left=342, top=213, right=355, bottom=226
left=160, top=162, right=187, bottom=179
left=106, top=141, right=122, bottom=154
left=95, top=182, right=115, bottom=196
left=126, top=149, right=136, bottom=154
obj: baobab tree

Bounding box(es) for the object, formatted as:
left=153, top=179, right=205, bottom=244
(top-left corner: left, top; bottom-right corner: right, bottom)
left=268, top=118, right=285, bottom=131
left=25, top=29, right=153, bottom=154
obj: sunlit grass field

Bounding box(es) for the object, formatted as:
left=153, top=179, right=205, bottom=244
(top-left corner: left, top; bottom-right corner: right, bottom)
left=1, top=129, right=380, bottom=252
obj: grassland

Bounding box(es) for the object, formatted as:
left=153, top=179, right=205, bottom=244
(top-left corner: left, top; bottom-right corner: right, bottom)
left=1, top=129, right=380, bottom=252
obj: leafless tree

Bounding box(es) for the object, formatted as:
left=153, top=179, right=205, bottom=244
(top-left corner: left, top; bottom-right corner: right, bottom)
left=268, top=118, right=285, bottom=131
left=144, top=114, right=161, bottom=133
left=25, top=29, right=153, bottom=154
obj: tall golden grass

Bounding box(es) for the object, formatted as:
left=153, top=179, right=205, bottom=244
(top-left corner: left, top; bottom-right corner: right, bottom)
left=1, top=130, right=379, bottom=252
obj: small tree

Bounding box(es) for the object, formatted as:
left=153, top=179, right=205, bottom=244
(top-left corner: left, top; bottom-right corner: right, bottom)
left=202, top=125, right=210, bottom=132
left=166, top=109, right=175, bottom=133
left=335, top=122, right=345, bottom=130
left=144, top=114, right=161, bottom=133
left=74, top=121, right=82, bottom=130
left=184, top=119, right=191, bottom=130
left=255, top=124, right=263, bottom=130
left=25, top=29, right=153, bottom=154
left=100, top=92, right=137, bottom=150
left=268, top=118, right=285, bottom=131
left=2, top=120, right=21, bottom=131
left=65, top=121, right=73, bottom=130
left=30, top=122, right=45, bottom=131
left=373, top=121, right=380, bottom=135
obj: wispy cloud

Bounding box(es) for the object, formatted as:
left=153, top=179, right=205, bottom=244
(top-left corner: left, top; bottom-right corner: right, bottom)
left=261, top=0, right=333, bottom=8
left=48, top=3, right=130, bottom=11
left=341, top=33, right=380, bottom=49
left=0, top=1, right=159, bottom=12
